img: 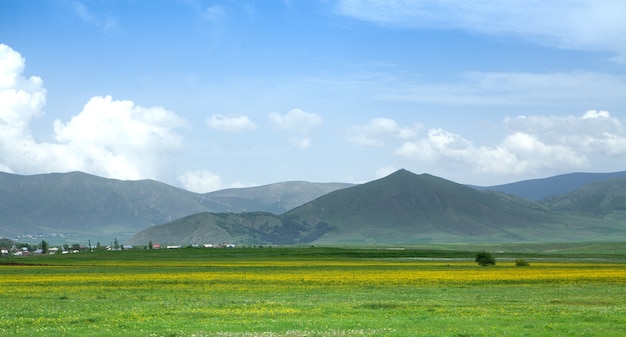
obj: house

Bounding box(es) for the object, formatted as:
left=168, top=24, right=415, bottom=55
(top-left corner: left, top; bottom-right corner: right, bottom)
left=152, top=243, right=161, bottom=249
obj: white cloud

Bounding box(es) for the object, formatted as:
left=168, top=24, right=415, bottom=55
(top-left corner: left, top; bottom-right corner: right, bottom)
left=582, top=110, right=610, bottom=119
left=396, top=127, right=587, bottom=177
left=505, top=110, right=626, bottom=156
left=0, top=44, right=187, bottom=182
left=206, top=114, right=257, bottom=132
left=334, top=0, right=626, bottom=61
left=269, top=109, right=322, bottom=149
left=269, top=109, right=323, bottom=133
left=178, top=170, right=223, bottom=193
left=396, top=111, right=626, bottom=179
left=346, top=117, right=418, bottom=147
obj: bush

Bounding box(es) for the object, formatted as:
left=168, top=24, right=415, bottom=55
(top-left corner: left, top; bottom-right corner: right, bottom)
left=475, top=251, right=496, bottom=266
left=515, top=259, right=530, bottom=267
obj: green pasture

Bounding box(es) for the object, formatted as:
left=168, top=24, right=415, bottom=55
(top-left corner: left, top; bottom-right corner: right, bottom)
left=1, top=245, right=625, bottom=336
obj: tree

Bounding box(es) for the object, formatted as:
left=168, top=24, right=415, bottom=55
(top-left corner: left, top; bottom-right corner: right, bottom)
left=148, top=240, right=153, bottom=250
left=475, top=251, right=496, bottom=266
left=40, top=240, right=49, bottom=254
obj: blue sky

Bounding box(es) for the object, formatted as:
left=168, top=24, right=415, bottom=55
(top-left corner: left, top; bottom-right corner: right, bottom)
left=1, top=0, right=626, bottom=192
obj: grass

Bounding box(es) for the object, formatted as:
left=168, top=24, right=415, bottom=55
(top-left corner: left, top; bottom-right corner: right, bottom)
left=1, top=246, right=625, bottom=336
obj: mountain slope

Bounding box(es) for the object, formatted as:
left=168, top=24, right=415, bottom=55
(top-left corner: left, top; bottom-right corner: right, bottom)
left=285, top=169, right=559, bottom=243
left=204, top=181, right=353, bottom=214
left=0, top=171, right=214, bottom=237
left=544, top=178, right=626, bottom=215
left=127, top=211, right=332, bottom=246
left=129, top=169, right=623, bottom=245
left=0, top=171, right=350, bottom=242
left=475, top=171, right=626, bottom=200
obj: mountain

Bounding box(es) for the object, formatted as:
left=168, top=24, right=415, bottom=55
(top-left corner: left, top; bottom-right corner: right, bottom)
left=284, top=169, right=560, bottom=243
left=0, top=171, right=350, bottom=243
left=543, top=178, right=626, bottom=216
left=474, top=171, right=626, bottom=200
left=129, top=169, right=625, bottom=245
left=0, top=171, right=217, bottom=241
left=128, top=211, right=331, bottom=246
left=205, top=181, right=353, bottom=214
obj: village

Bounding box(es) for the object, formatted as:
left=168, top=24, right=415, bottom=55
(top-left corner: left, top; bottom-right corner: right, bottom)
left=0, top=241, right=237, bottom=257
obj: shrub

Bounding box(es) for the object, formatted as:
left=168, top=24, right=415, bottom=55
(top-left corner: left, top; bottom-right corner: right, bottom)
left=515, top=259, right=530, bottom=267
left=475, top=251, right=496, bottom=266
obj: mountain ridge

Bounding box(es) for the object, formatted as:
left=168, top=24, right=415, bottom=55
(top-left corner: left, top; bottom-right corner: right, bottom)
left=0, top=171, right=350, bottom=243
left=128, top=169, right=626, bottom=245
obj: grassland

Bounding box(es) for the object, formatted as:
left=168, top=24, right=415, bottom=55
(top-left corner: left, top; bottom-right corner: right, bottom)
left=1, top=246, right=625, bottom=336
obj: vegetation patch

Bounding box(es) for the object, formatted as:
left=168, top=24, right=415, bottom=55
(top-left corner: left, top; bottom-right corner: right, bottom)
left=0, top=246, right=625, bottom=336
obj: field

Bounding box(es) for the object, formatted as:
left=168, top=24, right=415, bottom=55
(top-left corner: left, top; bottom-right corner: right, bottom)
left=1, top=246, right=625, bottom=337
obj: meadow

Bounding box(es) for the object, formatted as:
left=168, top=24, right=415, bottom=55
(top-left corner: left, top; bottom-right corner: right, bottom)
left=1, top=246, right=625, bottom=337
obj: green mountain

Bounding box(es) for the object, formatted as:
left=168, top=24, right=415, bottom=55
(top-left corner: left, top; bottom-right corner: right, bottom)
left=543, top=178, right=626, bottom=215
left=128, top=211, right=331, bottom=246
left=475, top=171, right=626, bottom=200
left=0, top=171, right=350, bottom=243
left=0, top=172, right=216, bottom=241
left=204, top=181, right=354, bottom=214
left=129, top=169, right=626, bottom=245
left=284, top=169, right=559, bottom=243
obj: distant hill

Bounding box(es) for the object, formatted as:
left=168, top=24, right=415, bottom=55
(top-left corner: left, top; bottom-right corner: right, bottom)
left=204, top=181, right=353, bottom=214
left=128, top=211, right=331, bottom=246
left=474, top=171, right=626, bottom=200
left=0, top=171, right=350, bottom=243
left=128, top=169, right=626, bottom=245
left=285, top=169, right=560, bottom=243
left=543, top=178, right=626, bottom=215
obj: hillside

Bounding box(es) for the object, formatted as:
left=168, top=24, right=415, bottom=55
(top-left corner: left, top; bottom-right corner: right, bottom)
left=475, top=171, right=626, bottom=200
left=0, top=171, right=350, bottom=243
left=0, top=172, right=218, bottom=241
left=128, top=211, right=332, bottom=246
left=204, top=181, right=353, bottom=214
left=543, top=178, right=626, bottom=215
left=129, top=169, right=626, bottom=245
left=285, top=169, right=560, bottom=243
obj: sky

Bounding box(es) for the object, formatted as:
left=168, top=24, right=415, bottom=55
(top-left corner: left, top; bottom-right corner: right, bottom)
left=1, top=0, right=626, bottom=193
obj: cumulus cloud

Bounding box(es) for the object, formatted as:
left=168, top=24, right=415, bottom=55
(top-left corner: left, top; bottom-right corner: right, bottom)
left=178, top=170, right=223, bottom=193
left=396, top=128, right=586, bottom=176
left=269, top=109, right=322, bottom=149
left=334, top=0, right=626, bottom=61
left=206, top=114, right=257, bottom=132
left=269, top=109, right=322, bottom=133
left=396, top=111, right=626, bottom=178
left=505, top=110, right=626, bottom=156
left=0, top=44, right=186, bottom=181
left=346, top=117, right=418, bottom=147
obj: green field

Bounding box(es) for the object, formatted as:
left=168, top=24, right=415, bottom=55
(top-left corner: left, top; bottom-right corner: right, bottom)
left=1, top=245, right=625, bottom=336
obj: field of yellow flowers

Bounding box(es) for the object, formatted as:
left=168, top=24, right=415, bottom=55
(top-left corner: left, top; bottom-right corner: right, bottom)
left=1, top=247, right=625, bottom=336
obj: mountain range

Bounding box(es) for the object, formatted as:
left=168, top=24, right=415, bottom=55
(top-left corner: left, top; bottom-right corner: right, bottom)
left=0, top=171, right=350, bottom=243
left=1, top=169, right=625, bottom=245
left=128, top=170, right=626, bottom=245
